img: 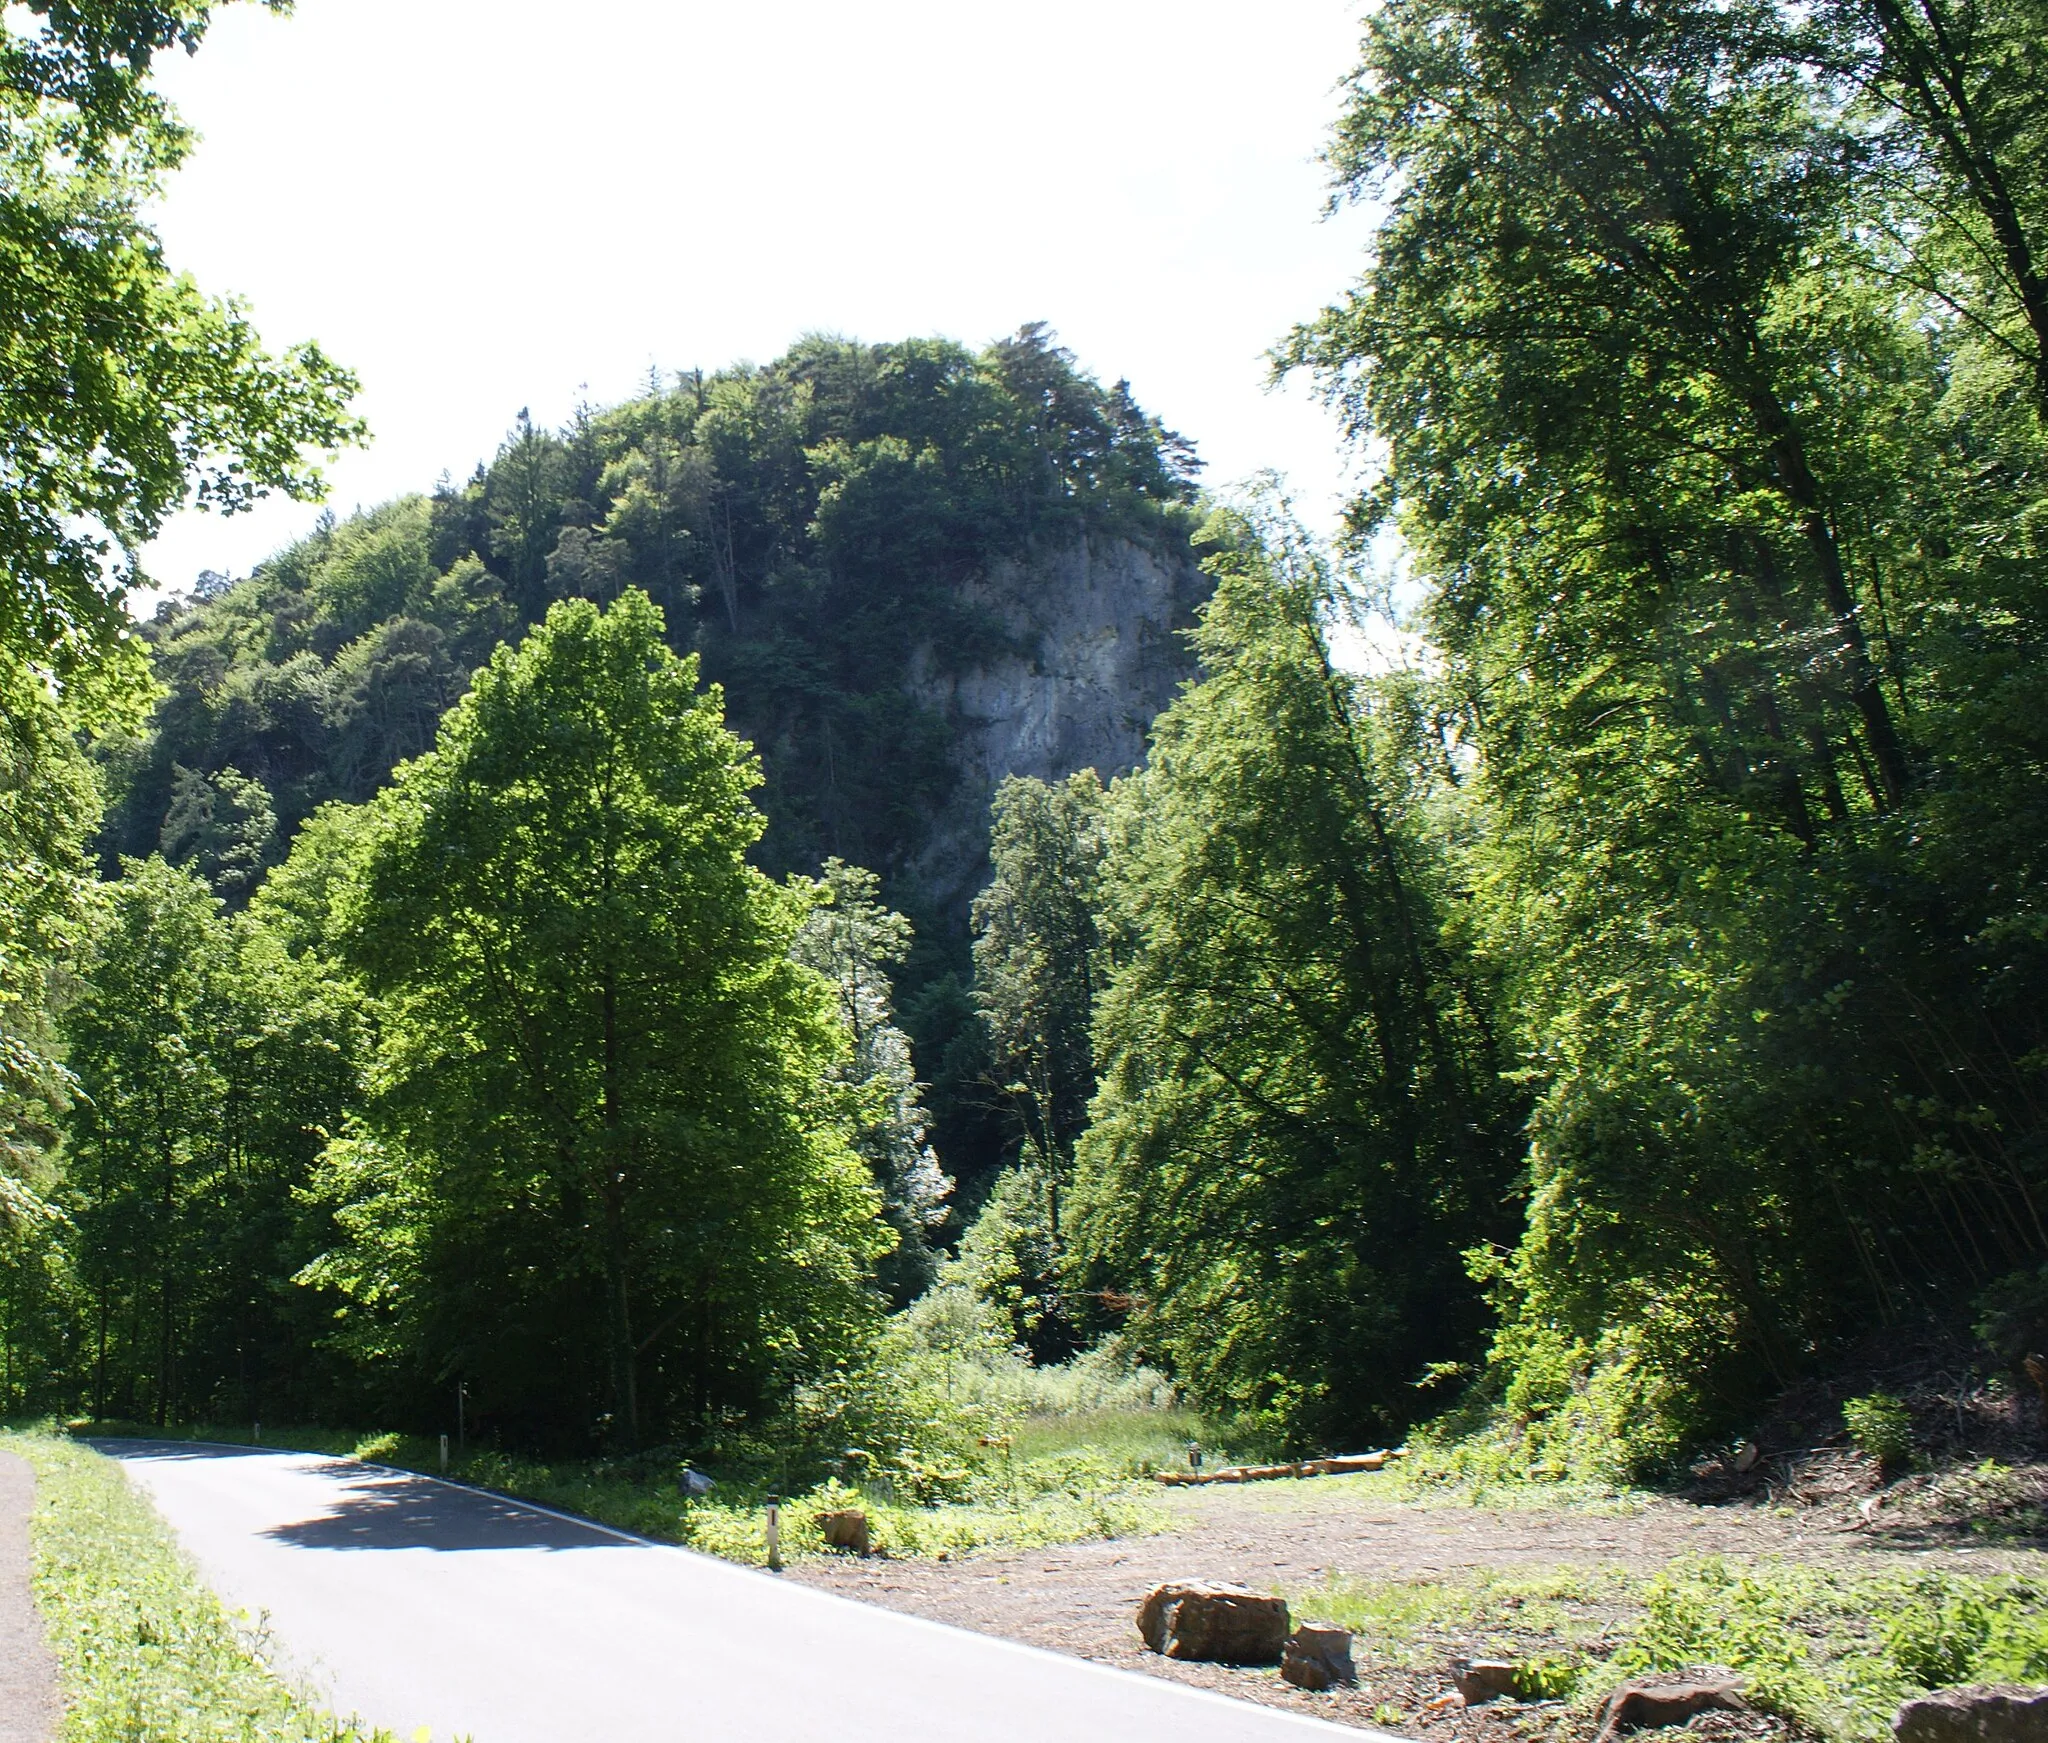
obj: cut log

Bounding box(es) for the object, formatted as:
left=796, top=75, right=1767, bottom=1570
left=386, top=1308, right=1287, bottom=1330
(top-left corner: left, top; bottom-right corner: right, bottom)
left=1456, top=1659, right=1521, bottom=1704
left=814, top=1508, right=871, bottom=1555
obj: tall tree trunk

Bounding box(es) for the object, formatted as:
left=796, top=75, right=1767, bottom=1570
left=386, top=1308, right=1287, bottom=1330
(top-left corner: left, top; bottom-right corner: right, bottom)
left=600, top=968, right=637, bottom=1446
left=1744, top=390, right=1913, bottom=803
left=94, top=1283, right=108, bottom=1421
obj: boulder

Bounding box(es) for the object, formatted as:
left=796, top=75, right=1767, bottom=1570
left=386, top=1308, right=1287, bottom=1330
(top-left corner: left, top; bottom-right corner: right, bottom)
left=1895, top=1686, right=2048, bottom=1743
left=1594, top=1669, right=1749, bottom=1742
left=1283, top=1622, right=1357, bottom=1691
left=1137, top=1582, right=1290, bottom=1665
left=1456, top=1659, right=1522, bottom=1704
left=814, top=1508, right=871, bottom=1555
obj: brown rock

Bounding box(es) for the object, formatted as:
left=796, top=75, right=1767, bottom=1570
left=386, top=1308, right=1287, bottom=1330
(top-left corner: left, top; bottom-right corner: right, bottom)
left=1136, top=1581, right=1291, bottom=1665
left=1895, top=1685, right=2048, bottom=1743
left=1456, top=1659, right=1522, bottom=1704
left=1283, top=1622, right=1357, bottom=1691
left=1594, top=1670, right=1749, bottom=1742
left=814, top=1508, right=871, bottom=1555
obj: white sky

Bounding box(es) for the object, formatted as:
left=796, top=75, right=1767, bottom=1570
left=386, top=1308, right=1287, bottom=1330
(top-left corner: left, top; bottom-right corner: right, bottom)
left=140, top=0, right=1378, bottom=597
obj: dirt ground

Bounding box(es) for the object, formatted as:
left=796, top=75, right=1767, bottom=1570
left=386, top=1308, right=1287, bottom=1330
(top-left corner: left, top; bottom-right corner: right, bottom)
left=788, top=1469, right=2048, bottom=1736
left=0, top=1453, right=57, bottom=1743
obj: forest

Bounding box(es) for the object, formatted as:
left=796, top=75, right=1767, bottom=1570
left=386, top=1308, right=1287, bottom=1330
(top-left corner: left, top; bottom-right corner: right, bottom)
left=2, top=0, right=2046, bottom=1488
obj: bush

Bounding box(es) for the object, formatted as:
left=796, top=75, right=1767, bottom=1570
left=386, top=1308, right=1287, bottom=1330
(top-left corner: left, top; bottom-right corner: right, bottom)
left=1975, top=1266, right=2048, bottom=1369
left=1886, top=1578, right=1993, bottom=1688
left=1843, top=1393, right=1914, bottom=1470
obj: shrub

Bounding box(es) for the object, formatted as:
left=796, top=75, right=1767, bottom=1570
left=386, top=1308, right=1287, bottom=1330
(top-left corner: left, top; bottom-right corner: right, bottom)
left=1886, top=1578, right=1993, bottom=1687
left=1843, top=1393, right=1914, bottom=1470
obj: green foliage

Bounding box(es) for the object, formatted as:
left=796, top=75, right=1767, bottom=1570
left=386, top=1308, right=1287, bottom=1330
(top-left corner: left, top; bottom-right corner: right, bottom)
left=0, top=657, right=99, bottom=1322
left=1843, top=1393, right=1915, bottom=1470
left=1611, top=1561, right=2048, bottom=1737
left=100, top=330, right=1199, bottom=909
left=1300, top=1556, right=2048, bottom=1742
left=973, top=772, right=1108, bottom=1178
left=950, top=1161, right=1074, bottom=1363
left=0, top=1, right=360, bottom=703
left=1287, top=1563, right=1629, bottom=1677
left=1975, top=1267, right=2048, bottom=1369
left=1288, top=0, right=2048, bottom=1453
left=62, top=856, right=365, bottom=1425
left=7, top=1430, right=391, bottom=1743
left=1070, top=506, right=1523, bottom=1448
left=302, top=591, right=888, bottom=1447
left=1884, top=1579, right=1994, bottom=1689
left=792, top=858, right=951, bottom=1300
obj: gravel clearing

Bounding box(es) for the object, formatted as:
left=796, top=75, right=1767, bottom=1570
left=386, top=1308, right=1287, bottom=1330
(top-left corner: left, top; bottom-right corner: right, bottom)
left=788, top=1470, right=2048, bottom=1736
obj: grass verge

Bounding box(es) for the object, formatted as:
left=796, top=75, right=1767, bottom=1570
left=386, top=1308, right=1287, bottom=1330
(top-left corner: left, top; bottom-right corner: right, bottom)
left=4, top=1428, right=394, bottom=1743
left=72, top=1416, right=1172, bottom=1566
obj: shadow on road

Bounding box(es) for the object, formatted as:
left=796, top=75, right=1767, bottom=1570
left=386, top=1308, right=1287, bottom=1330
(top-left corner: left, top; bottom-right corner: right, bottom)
left=94, top=1440, right=626, bottom=1552
left=261, top=1470, right=622, bottom=1551
left=91, top=1438, right=300, bottom=1461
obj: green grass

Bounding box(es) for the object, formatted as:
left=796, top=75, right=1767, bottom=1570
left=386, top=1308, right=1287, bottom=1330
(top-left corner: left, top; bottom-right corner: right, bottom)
left=1008, top=1403, right=1210, bottom=1465
left=1286, top=1555, right=2048, bottom=1743
left=4, top=1428, right=398, bottom=1743
left=69, top=1414, right=1173, bottom=1567
left=447, top=1445, right=1168, bottom=1563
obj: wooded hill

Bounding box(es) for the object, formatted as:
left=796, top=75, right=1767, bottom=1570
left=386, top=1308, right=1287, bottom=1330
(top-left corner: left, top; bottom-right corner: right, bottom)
left=99, top=328, right=1202, bottom=917
left=5, top=0, right=2048, bottom=1478
left=92, top=329, right=1207, bottom=1213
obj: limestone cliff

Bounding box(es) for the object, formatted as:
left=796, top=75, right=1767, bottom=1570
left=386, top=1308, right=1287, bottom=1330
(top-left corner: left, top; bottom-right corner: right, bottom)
left=904, top=531, right=1210, bottom=919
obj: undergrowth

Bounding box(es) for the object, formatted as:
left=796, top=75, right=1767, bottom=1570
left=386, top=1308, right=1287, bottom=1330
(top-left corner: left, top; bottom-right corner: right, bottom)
left=1290, top=1555, right=2048, bottom=1743
left=4, top=1429, right=395, bottom=1743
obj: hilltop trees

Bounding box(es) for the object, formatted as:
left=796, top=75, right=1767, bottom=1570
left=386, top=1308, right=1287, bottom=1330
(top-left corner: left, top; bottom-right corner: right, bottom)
left=1, top=0, right=359, bottom=696
left=99, top=330, right=1199, bottom=896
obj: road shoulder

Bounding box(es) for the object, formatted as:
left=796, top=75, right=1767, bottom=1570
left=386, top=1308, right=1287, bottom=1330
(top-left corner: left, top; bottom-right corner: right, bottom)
left=0, top=1452, right=59, bottom=1743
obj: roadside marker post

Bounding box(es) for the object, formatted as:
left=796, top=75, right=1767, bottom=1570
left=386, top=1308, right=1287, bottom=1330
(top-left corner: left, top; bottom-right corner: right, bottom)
left=439, top=1434, right=449, bottom=1473
left=765, top=1494, right=782, bottom=1571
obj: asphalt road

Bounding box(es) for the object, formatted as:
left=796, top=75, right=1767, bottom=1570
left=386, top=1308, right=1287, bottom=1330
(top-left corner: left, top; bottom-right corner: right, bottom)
left=105, top=1440, right=1374, bottom=1743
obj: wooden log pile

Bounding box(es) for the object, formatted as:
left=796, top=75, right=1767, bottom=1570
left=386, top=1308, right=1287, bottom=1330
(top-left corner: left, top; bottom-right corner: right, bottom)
left=1154, top=1449, right=1404, bottom=1486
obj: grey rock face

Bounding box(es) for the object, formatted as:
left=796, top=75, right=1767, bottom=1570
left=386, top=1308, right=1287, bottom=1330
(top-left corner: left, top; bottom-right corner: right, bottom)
left=905, top=532, right=1208, bottom=918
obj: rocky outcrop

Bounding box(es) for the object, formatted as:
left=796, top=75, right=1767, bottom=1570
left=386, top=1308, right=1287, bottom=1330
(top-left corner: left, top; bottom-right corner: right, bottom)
left=905, top=532, right=1208, bottom=919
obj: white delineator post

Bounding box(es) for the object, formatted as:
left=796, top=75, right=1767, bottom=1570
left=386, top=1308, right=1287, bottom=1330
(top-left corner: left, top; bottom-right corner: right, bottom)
left=765, top=1494, right=782, bottom=1572
left=439, top=1434, right=449, bottom=1473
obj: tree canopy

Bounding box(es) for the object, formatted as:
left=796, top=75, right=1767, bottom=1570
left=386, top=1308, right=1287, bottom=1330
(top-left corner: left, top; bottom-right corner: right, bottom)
left=301, top=591, right=887, bottom=1447
left=1, top=0, right=360, bottom=702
